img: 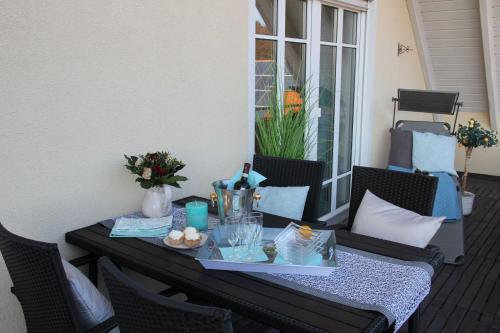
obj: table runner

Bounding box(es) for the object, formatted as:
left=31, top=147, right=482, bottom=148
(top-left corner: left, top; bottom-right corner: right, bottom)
left=102, top=207, right=432, bottom=332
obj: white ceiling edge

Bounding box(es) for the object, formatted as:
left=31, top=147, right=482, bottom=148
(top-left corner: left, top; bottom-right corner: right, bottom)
left=479, top=0, right=499, bottom=130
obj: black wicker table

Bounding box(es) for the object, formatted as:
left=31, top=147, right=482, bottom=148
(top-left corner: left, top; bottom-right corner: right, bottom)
left=65, top=196, right=444, bottom=333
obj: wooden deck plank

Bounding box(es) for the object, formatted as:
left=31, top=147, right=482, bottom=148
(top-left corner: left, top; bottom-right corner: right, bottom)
left=419, top=175, right=500, bottom=333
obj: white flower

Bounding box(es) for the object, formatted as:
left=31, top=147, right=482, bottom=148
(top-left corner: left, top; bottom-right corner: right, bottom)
left=134, top=159, right=142, bottom=167
left=142, top=167, right=152, bottom=180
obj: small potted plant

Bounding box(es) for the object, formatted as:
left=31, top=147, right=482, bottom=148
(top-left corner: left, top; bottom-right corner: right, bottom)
left=455, top=118, right=498, bottom=215
left=125, top=151, right=187, bottom=218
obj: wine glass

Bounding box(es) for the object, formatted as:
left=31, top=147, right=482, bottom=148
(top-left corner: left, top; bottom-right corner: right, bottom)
left=240, top=216, right=258, bottom=261
left=225, top=216, right=240, bottom=260
left=245, top=212, right=263, bottom=249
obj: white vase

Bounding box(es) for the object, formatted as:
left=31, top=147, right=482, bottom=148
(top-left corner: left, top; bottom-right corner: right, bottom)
left=141, top=185, right=173, bottom=218
left=462, top=191, right=475, bottom=216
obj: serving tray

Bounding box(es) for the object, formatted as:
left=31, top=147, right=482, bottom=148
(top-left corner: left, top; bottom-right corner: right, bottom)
left=196, top=226, right=338, bottom=276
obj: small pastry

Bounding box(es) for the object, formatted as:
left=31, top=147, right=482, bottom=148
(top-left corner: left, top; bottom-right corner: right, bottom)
left=184, top=229, right=202, bottom=248
left=167, top=230, right=184, bottom=245
left=184, top=226, right=198, bottom=235
left=299, top=225, right=313, bottom=239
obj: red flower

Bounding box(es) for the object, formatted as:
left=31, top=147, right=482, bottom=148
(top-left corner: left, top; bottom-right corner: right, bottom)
left=152, top=165, right=167, bottom=176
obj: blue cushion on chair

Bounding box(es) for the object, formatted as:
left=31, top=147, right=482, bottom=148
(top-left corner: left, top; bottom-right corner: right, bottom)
left=253, top=186, right=310, bottom=220
left=412, top=131, right=458, bottom=176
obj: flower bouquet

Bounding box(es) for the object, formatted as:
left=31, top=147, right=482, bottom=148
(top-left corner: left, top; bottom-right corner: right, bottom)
left=125, top=151, right=187, bottom=218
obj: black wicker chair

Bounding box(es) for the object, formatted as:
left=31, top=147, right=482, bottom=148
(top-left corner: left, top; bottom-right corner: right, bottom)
left=0, top=223, right=117, bottom=333
left=100, top=257, right=234, bottom=333
left=347, top=166, right=438, bottom=230
left=253, top=154, right=325, bottom=223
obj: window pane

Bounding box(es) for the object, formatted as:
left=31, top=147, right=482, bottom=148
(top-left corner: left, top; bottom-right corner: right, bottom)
left=255, top=0, right=277, bottom=35
left=321, top=5, right=337, bottom=43
left=336, top=175, right=351, bottom=208
left=284, top=42, right=306, bottom=92
left=318, top=45, right=336, bottom=181
left=338, top=47, right=356, bottom=175
left=285, top=0, right=307, bottom=39
left=319, top=183, right=332, bottom=216
left=255, top=39, right=277, bottom=110
left=343, top=10, right=357, bottom=44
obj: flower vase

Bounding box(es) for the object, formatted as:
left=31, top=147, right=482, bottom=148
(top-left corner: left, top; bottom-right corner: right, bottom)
left=141, top=185, right=173, bottom=218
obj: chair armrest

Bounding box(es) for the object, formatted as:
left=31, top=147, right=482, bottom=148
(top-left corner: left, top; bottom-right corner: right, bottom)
left=85, top=316, right=118, bottom=333
left=332, top=223, right=349, bottom=231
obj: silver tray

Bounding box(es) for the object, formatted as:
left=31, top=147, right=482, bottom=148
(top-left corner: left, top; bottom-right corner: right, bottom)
left=195, top=226, right=338, bottom=276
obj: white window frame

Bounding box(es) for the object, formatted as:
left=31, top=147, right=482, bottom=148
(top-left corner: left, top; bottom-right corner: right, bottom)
left=248, top=0, right=375, bottom=219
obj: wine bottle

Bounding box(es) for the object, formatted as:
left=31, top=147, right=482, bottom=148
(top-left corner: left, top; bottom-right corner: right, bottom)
left=234, top=163, right=251, bottom=190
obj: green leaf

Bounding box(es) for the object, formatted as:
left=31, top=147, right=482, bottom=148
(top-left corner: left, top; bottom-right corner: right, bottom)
left=139, top=180, right=152, bottom=189
left=160, top=175, right=188, bottom=185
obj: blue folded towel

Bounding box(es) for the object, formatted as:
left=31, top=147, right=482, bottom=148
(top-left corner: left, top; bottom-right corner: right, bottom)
left=388, top=165, right=461, bottom=222
left=110, top=216, right=172, bottom=237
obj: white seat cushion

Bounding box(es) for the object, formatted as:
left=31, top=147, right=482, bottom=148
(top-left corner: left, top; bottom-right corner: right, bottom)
left=62, top=259, right=114, bottom=331
left=351, top=190, right=444, bottom=248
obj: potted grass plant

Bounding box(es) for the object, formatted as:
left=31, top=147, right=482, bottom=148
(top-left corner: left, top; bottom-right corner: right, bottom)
left=255, top=78, right=315, bottom=160
left=455, top=118, right=498, bottom=215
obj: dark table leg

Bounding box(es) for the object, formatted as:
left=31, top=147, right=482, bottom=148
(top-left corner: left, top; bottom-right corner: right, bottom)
left=408, top=306, right=420, bottom=333
left=88, top=259, right=98, bottom=287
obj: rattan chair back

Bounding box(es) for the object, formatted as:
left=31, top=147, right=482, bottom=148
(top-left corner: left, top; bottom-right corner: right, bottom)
left=253, top=154, right=325, bottom=223
left=99, top=257, right=233, bottom=333
left=348, top=166, right=438, bottom=230
left=0, top=223, right=83, bottom=333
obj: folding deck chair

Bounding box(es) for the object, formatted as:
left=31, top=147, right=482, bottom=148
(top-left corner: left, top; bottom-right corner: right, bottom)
left=390, top=89, right=465, bottom=265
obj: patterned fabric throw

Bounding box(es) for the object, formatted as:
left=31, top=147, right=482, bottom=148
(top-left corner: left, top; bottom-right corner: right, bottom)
left=258, top=247, right=432, bottom=332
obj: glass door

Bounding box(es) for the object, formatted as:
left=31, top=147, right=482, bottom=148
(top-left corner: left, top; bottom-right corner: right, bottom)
left=251, top=0, right=363, bottom=220
left=315, top=3, right=360, bottom=219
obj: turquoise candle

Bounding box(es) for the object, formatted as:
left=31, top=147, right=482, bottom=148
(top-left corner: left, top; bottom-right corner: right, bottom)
left=185, top=201, right=208, bottom=231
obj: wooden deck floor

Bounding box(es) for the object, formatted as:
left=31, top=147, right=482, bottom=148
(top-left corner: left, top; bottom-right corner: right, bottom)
left=402, top=175, right=500, bottom=333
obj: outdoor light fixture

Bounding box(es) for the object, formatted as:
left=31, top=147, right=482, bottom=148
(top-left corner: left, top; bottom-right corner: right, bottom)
left=398, top=42, right=413, bottom=56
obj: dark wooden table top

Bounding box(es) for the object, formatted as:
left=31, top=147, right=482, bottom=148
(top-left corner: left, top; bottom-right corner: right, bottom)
left=65, top=196, right=444, bottom=333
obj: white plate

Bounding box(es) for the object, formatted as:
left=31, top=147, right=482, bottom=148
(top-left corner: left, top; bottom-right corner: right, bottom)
left=163, top=233, right=208, bottom=249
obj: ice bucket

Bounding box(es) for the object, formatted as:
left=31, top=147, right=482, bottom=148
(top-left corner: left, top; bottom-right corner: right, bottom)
left=211, top=179, right=260, bottom=222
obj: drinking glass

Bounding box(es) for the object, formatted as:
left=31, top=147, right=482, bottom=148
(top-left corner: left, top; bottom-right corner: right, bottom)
left=225, top=216, right=240, bottom=260
left=240, top=216, right=258, bottom=261
left=245, top=212, right=263, bottom=249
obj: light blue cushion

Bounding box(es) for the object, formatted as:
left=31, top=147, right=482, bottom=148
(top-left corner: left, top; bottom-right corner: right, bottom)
left=412, top=131, right=458, bottom=176
left=62, top=259, right=114, bottom=331
left=253, top=186, right=310, bottom=220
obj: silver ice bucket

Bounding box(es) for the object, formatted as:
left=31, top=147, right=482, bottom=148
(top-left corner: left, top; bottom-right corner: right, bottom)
left=210, top=179, right=260, bottom=223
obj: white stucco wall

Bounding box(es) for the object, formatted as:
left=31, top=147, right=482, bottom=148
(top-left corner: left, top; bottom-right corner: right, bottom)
left=0, top=1, right=248, bottom=332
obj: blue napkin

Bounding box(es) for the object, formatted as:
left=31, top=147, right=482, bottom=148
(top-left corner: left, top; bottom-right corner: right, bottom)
left=226, top=168, right=267, bottom=190
left=110, top=216, right=172, bottom=238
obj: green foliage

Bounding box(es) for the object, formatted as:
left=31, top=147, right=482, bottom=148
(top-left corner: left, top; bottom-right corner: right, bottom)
left=255, top=76, right=315, bottom=160
left=455, top=118, right=498, bottom=149
left=124, top=151, right=187, bottom=189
